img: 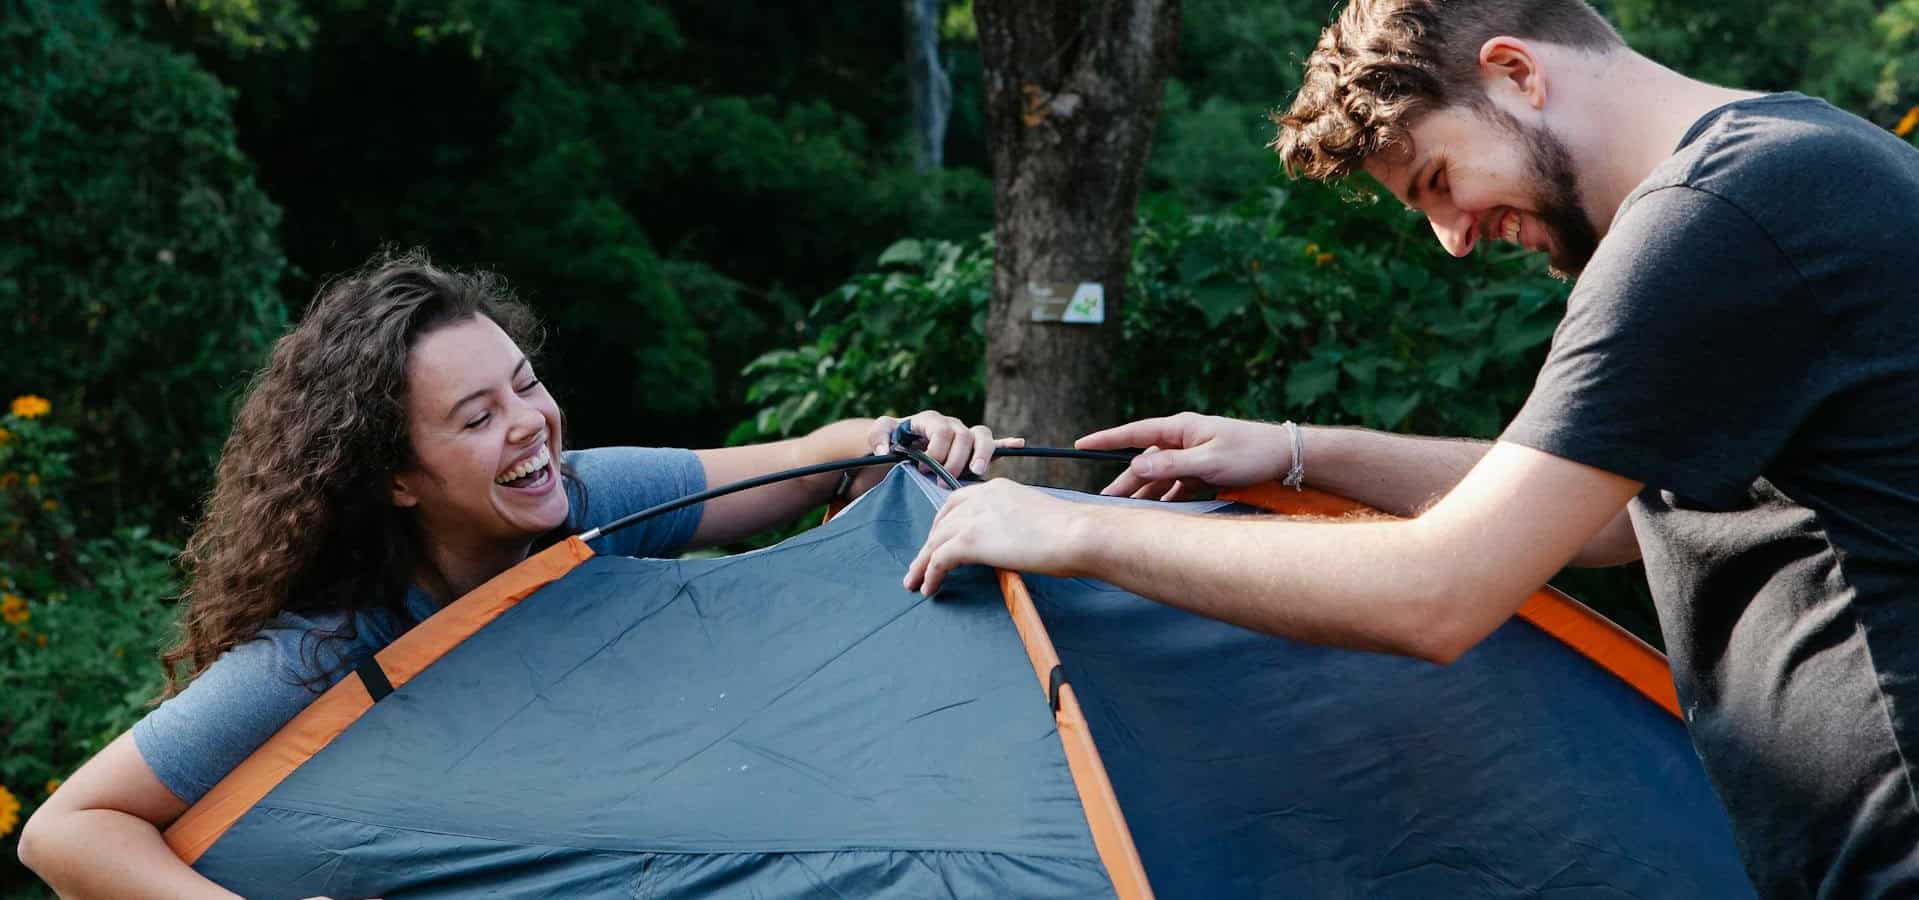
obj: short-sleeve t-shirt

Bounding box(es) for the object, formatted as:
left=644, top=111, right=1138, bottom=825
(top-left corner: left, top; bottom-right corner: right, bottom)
left=133, top=446, right=706, bottom=807
left=1501, top=94, right=1919, bottom=896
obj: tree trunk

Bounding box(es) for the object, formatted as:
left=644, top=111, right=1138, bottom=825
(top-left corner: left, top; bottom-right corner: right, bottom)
left=975, top=0, right=1180, bottom=490
left=903, top=0, right=952, bottom=171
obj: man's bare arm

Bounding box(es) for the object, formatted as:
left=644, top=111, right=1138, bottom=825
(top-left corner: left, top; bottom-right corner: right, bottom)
left=1081, top=415, right=1641, bottom=567
left=908, top=442, right=1643, bottom=663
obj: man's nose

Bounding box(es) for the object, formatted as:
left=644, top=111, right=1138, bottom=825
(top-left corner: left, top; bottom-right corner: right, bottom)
left=1428, top=207, right=1477, bottom=258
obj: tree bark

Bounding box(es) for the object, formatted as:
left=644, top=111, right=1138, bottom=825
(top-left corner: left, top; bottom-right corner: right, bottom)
left=975, top=0, right=1181, bottom=490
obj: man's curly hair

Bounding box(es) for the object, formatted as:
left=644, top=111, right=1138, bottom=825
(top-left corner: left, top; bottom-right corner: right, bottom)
left=1272, top=0, right=1622, bottom=181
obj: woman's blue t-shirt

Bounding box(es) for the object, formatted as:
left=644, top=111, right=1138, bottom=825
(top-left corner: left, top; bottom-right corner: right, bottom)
left=132, top=447, right=707, bottom=805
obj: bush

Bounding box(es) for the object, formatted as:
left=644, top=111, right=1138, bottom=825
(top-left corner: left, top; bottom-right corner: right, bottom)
left=1, top=2, right=289, bottom=526
left=0, top=397, right=179, bottom=892
left=736, top=182, right=1568, bottom=442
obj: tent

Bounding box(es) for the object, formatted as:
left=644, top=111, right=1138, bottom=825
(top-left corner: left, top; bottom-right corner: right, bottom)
left=164, top=465, right=1753, bottom=898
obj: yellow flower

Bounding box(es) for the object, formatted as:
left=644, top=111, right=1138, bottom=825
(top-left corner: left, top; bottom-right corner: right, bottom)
left=25, top=473, right=38, bottom=487
left=1896, top=105, right=1919, bottom=139
left=1, top=592, right=27, bottom=625
left=9, top=395, right=50, bottom=419
left=1302, top=242, right=1320, bottom=258
left=41, top=499, right=57, bottom=512
left=35, top=632, right=47, bottom=647
left=1315, top=252, right=1338, bottom=267
left=45, top=778, right=62, bottom=795
left=0, top=427, right=10, bottom=445
left=0, top=784, right=20, bottom=838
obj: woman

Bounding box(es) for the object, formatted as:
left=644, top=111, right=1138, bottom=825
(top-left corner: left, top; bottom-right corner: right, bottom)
left=17, top=251, right=1012, bottom=898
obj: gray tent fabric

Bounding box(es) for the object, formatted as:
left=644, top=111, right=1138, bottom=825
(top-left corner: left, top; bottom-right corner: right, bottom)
left=193, top=469, right=1117, bottom=898
left=1028, top=574, right=1754, bottom=898
left=190, top=465, right=1754, bottom=897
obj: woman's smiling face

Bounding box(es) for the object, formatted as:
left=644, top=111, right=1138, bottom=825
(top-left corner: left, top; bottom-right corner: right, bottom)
left=391, top=314, right=568, bottom=551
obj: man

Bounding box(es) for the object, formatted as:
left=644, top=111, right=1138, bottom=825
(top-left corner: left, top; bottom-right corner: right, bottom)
left=904, top=0, right=1919, bottom=895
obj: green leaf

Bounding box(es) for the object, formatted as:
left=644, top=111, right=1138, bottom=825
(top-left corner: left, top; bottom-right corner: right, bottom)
left=1284, top=355, right=1341, bottom=407
left=1373, top=392, right=1423, bottom=429
left=1190, top=281, right=1251, bottom=327
left=877, top=239, right=925, bottom=267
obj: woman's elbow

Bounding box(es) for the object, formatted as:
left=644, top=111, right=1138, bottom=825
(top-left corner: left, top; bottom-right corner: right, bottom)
left=17, top=804, right=57, bottom=876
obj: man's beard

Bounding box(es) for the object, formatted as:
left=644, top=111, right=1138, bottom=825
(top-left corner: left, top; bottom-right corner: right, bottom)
left=1490, top=107, right=1600, bottom=280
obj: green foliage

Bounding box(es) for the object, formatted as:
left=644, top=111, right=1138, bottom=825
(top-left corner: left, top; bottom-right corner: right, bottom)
left=1127, top=185, right=1569, bottom=437
left=1608, top=0, right=1919, bottom=124
left=109, top=0, right=318, bottom=55
left=153, top=0, right=996, bottom=449
left=729, top=237, right=993, bottom=444
left=0, top=404, right=178, bottom=884
left=738, top=183, right=1568, bottom=446
left=1, top=2, right=289, bottom=525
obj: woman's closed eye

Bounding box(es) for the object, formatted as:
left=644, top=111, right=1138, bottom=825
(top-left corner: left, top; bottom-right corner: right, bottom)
left=463, top=381, right=538, bottom=428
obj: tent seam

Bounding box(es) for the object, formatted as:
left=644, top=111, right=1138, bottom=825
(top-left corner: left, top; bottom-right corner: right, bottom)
left=246, top=804, right=1105, bottom=861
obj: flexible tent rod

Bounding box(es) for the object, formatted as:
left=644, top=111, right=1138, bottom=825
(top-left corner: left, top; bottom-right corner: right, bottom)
left=578, top=440, right=1141, bottom=545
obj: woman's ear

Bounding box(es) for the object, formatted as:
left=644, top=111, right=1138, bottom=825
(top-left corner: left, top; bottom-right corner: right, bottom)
left=1478, top=36, right=1547, bottom=110
left=390, top=471, right=421, bottom=509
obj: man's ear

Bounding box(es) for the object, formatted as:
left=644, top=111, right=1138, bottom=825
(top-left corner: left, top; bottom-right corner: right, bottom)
left=1478, top=37, right=1546, bottom=110
left=391, top=471, right=422, bottom=509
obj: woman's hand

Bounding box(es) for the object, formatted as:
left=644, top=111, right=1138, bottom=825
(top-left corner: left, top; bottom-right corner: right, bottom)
left=862, top=410, right=1023, bottom=481
left=690, top=413, right=1021, bottom=547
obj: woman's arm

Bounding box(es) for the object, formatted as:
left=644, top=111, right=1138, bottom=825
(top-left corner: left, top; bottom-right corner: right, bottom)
left=688, top=411, right=1015, bottom=548
left=18, top=732, right=241, bottom=900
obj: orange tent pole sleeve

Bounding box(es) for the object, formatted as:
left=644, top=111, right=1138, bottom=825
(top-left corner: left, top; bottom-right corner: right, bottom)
left=1220, top=483, right=1681, bottom=719
left=998, top=570, right=1156, bottom=900
left=165, top=536, right=596, bottom=863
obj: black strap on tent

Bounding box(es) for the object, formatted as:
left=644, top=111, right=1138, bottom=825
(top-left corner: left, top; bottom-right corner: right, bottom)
left=579, top=423, right=1144, bottom=545
left=996, top=447, right=1139, bottom=464
left=356, top=656, right=395, bottom=702
left=1048, top=664, right=1068, bottom=713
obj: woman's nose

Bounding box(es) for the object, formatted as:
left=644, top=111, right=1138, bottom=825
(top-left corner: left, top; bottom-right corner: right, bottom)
left=505, top=398, right=545, bottom=445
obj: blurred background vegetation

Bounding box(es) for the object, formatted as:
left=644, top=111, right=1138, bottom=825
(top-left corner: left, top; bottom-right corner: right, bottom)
left=3, top=0, right=1917, bottom=889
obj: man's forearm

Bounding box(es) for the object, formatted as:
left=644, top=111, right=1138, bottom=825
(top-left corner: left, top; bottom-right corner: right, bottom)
left=1300, top=426, right=1490, bottom=516
left=1061, top=506, right=1512, bottom=663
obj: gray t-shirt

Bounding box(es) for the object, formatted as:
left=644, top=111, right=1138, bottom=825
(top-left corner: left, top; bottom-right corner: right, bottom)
left=134, top=446, right=707, bottom=806
left=1503, top=93, right=1919, bottom=897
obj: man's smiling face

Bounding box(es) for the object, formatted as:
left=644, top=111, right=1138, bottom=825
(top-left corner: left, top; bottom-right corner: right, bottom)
left=1365, top=102, right=1602, bottom=279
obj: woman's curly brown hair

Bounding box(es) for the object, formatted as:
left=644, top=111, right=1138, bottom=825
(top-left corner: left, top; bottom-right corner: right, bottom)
left=1271, top=0, right=1621, bottom=181
left=157, top=249, right=553, bottom=699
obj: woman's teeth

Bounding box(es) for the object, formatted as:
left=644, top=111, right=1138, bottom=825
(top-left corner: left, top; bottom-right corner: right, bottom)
left=496, top=446, right=551, bottom=485
left=1502, top=212, right=1521, bottom=244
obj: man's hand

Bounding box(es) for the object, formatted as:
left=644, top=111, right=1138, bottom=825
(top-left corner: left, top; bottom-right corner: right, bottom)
left=1078, top=412, right=1291, bottom=499
left=904, top=479, right=1088, bottom=596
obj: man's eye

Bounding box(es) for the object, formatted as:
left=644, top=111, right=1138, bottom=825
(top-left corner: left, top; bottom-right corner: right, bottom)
left=465, top=413, right=491, bottom=430
left=1429, top=166, right=1444, bottom=194
left=515, top=379, right=541, bottom=394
